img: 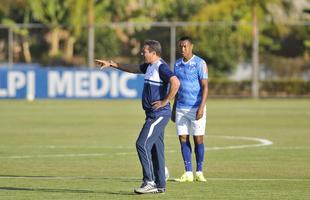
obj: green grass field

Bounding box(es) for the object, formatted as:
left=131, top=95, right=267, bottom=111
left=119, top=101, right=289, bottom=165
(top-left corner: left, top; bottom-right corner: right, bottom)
left=0, top=99, right=309, bottom=199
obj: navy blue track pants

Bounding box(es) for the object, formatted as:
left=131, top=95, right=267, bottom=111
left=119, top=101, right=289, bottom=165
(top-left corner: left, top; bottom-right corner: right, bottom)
left=136, top=115, right=170, bottom=188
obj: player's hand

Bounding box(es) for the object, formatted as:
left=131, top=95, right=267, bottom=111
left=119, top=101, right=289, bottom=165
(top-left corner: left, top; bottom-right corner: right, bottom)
left=95, top=59, right=117, bottom=69
left=152, top=100, right=168, bottom=110
left=196, top=108, right=204, bottom=120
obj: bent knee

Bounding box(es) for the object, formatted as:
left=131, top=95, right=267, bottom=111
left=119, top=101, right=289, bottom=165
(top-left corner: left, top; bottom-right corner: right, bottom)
left=179, top=135, right=189, bottom=143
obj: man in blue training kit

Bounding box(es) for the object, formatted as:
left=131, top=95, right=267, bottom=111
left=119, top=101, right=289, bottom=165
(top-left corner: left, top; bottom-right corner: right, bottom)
left=96, top=40, right=180, bottom=194
left=172, top=36, right=208, bottom=182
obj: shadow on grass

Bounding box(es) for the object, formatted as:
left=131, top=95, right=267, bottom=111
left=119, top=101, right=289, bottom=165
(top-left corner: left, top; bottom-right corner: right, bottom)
left=0, top=174, right=139, bottom=182
left=0, top=187, right=136, bottom=196
left=0, top=175, right=139, bottom=195
left=0, top=187, right=99, bottom=194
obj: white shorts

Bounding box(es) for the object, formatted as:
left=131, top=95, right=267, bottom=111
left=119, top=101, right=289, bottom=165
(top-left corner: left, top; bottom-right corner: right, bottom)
left=175, top=107, right=206, bottom=136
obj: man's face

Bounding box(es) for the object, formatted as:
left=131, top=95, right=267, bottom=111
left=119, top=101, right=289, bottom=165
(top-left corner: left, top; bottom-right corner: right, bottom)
left=141, top=45, right=155, bottom=63
left=179, top=40, right=193, bottom=59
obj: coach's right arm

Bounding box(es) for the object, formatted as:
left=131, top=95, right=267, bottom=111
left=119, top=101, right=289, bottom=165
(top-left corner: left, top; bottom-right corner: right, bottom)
left=152, top=76, right=180, bottom=110
left=95, top=59, right=142, bottom=74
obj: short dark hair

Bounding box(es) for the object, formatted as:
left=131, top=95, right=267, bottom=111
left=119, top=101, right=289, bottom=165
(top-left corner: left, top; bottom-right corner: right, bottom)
left=179, top=36, right=193, bottom=44
left=144, top=40, right=162, bottom=56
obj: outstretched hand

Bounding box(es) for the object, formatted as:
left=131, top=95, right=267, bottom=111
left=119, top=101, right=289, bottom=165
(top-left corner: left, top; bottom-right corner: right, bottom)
left=95, top=59, right=117, bottom=69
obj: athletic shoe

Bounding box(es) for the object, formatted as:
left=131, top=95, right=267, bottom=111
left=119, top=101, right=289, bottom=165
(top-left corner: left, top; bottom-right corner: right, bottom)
left=175, top=172, right=194, bottom=182
left=195, top=171, right=207, bottom=182
left=156, top=188, right=166, bottom=194
left=134, top=182, right=158, bottom=194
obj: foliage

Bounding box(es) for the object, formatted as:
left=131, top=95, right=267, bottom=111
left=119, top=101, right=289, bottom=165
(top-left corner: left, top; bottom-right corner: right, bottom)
left=209, top=79, right=252, bottom=97
left=260, top=80, right=310, bottom=96
left=74, top=27, right=121, bottom=61
left=0, top=0, right=308, bottom=75
left=28, top=0, right=69, bottom=27
left=1, top=0, right=32, bottom=62
left=187, top=0, right=297, bottom=77
left=209, top=79, right=310, bottom=97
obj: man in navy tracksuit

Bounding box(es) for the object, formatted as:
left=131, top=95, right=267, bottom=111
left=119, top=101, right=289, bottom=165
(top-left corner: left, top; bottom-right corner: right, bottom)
left=96, top=40, right=180, bottom=194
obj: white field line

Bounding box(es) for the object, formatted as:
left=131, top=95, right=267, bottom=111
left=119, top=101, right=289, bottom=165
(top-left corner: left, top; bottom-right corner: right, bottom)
left=0, top=136, right=273, bottom=150
left=0, top=135, right=273, bottom=159
left=207, top=136, right=273, bottom=150
left=0, top=153, right=107, bottom=159
left=206, top=178, right=310, bottom=182
left=0, top=176, right=308, bottom=182
left=263, top=147, right=310, bottom=150
left=0, top=145, right=134, bottom=149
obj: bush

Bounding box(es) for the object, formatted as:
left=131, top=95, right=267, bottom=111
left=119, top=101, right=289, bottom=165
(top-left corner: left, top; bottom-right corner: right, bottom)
left=260, top=80, right=310, bottom=97
left=209, top=79, right=310, bottom=97
left=209, top=79, right=251, bottom=97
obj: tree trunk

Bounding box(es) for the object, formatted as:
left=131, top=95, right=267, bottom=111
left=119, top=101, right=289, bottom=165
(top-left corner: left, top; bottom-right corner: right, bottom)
left=64, top=36, right=76, bottom=62
left=48, top=27, right=60, bottom=57
left=8, top=28, right=13, bottom=67
left=22, top=39, right=32, bottom=63
left=115, top=27, right=129, bottom=43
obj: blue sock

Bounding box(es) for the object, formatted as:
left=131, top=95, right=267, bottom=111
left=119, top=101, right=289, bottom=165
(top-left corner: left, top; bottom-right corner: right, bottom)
left=180, top=141, right=192, bottom=171
left=195, top=143, right=204, bottom=172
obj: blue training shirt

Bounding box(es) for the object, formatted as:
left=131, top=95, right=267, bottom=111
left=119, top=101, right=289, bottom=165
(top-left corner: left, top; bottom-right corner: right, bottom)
left=140, top=59, right=175, bottom=117
left=174, top=55, right=208, bottom=109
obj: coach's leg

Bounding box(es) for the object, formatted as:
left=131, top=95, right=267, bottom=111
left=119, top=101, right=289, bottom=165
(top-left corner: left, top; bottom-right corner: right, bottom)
left=151, top=115, right=169, bottom=189
left=136, top=118, right=156, bottom=183
left=136, top=116, right=166, bottom=184
left=151, top=130, right=165, bottom=188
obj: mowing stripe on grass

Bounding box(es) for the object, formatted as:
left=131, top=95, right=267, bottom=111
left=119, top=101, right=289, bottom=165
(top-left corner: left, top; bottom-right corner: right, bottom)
left=0, top=176, right=309, bottom=182
left=0, top=136, right=273, bottom=159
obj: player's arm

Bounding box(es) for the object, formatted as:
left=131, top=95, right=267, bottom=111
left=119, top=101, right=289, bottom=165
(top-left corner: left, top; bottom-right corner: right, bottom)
left=196, top=79, right=208, bottom=120
left=95, top=59, right=142, bottom=74
left=171, top=63, right=178, bottom=122
left=196, top=60, right=208, bottom=120
left=152, top=76, right=180, bottom=110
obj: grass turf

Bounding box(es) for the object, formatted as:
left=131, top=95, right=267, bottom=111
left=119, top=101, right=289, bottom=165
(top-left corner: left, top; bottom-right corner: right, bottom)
left=0, top=99, right=309, bottom=199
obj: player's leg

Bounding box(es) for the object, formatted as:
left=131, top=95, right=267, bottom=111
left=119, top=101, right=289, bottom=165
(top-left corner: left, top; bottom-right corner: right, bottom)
left=193, top=135, right=206, bottom=181
left=193, top=135, right=204, bottom=172
left=175, top=109, right=193, bottom=182
left=135, top=115, right=169, bottom=194
left=192, top=108, right=207, bottom=182
left=179, top=135, right=192, bottom=172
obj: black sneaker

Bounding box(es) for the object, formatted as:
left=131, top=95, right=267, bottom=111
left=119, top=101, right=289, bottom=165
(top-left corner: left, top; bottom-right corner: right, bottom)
left=156, top=188, right=166, bottom=194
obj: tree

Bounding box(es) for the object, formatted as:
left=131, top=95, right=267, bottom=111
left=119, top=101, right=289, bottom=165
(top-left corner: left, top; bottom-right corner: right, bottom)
left=189, top=0, right=292, bottom=78
left=29, top=0, right=69, bottom=57
left=63, top=0, right=88, bottom=62
left=1, top=0, right=32, bottom=63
